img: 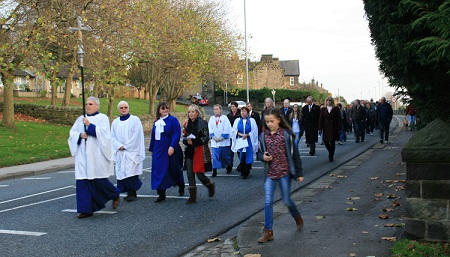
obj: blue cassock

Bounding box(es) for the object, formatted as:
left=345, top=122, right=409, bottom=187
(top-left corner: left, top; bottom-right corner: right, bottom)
left=149, top=115, right=184, bottom=190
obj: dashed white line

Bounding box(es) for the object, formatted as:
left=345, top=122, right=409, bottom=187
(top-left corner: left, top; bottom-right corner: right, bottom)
left=21, top=177, right=52, bottom=180
left=61, top=209, right=117, bottom=215
left=0, top=229, right=46, bottom=236
left=0, top=194, right=75, bottom=213
left=0, top=186, right=74, bottom=205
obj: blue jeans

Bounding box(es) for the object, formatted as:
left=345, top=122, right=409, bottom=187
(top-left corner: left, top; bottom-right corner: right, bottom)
left=264, top=175, right=300, bottom=230
left=294, top=132, right=301, bottom=150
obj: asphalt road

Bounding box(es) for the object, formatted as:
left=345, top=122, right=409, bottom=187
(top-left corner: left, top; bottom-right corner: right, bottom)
left=0, top=114, right=398, bottom=257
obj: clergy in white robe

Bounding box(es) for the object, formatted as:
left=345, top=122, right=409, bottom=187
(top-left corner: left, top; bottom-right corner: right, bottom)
left=68, top=96, right=120, bottom=218
left=208, top=104, right=232, bottom=177
left=231, top=107, right=258, bottom=179
left=111, top=101, right=145, bottom=202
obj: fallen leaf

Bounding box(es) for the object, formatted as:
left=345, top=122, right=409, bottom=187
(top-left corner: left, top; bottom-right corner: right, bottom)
left=329, top=174, right=337, bottom=177
left=346, top=208, right=357, bottom=211
left=396, top=186, right=405, bottom=190
left=370, top=177, right=380, bottom=180
left=374, top=198, right=383, bottom=201
left=379, top=215, right=390, bottom=219
left=384, top=223, right=404, bottom=227
left=346, top=201, right=355, bottom=205
left=387, top=194, right=397, bottom=199
left=207, top=238, right=221, bottom=243
left=323, top=186, right=333, bottom=189
left=349, top=253, right=356, bottom=257
left=382, top=208, right=394, bottom=212
left=362, top=231, right=369, bottom=234
left=374, top=193, right=384, bottom=197
left=381, top=236, right=397, bottom=241
left=316, top=216, right=325, bottom=219
left=391, top=201, right=401, bottom=206
left=337, top=175, right=347, bottom=178
left=347, top=197, right=360, bottom=200
left=384, top=224, right=394, bottom=227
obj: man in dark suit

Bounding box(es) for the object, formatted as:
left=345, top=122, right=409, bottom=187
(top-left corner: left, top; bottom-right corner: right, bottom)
left=246, top=102, right=261, bottom=134
left=279, top=99, right=293, bottom=118
left=301, top=96, right=321, bottom=155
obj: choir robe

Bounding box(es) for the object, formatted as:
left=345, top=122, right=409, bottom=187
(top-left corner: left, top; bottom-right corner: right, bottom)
left=149, top=114, right=184, bottom=190
left=231, top=117, right=259, bottom=164
left=208, top=114, right=232, bottom=169
left=111, top=114, right=145, bottom=192
left=68, top=112, right=120, bottom=214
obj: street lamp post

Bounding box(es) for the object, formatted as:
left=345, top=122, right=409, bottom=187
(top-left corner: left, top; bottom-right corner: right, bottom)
left=244, top=0, right=249, bottom=102
left=69, top=16, right=92, bottom=117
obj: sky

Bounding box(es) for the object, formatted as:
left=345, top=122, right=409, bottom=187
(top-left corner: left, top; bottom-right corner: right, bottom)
left=225, top=0, right=393, bottom=102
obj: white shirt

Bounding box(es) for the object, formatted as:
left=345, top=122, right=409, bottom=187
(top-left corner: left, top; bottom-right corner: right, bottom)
left=208, top=114, right=232, bottom=148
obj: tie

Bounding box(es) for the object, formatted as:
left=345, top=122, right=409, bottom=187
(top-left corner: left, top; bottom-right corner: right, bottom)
left=285, top=108, right=287, bottom=115
left=309, top=105, right=312, bottom=112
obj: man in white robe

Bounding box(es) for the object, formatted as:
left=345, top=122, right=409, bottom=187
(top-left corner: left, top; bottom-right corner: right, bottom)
left=68, top=96, right=120, bottom=218
left=111, top=101, right=145, bottom=202
left=208, top=104, right=232, bottom=177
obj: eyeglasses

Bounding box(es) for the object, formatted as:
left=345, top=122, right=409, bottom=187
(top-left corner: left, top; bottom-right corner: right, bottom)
left=160, top=106, right=168, bottom=110
left=119, top=106, right=128, bottom=110
left=86, top=103, right=95, bottom=106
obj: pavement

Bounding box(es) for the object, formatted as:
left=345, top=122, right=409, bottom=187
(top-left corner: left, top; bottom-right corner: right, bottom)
left=0, top=116, right=413, bottom=257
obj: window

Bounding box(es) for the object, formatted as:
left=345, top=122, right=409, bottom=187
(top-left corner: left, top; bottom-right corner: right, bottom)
left=290, top=77, right=295, bottom=86
left=237, top=74, right=243, bottom=84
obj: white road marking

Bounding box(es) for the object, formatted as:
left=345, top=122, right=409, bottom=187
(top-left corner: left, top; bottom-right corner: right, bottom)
left=21, top=177, right=52, bottom=180
left=0, top=194, right=74, bottom=213
left=0, top=186, right=74, bottom=205
left=300, top=156, right=317, bottom=158
left=120, top=194, right=189, bottom=199
left=61, top=209, right=117, bottom=215
left=0, top=229, right=46, bottom=236
left=143, top=168, right=152, bottom=173
left=57, top=171, right=75, bottom=174
left=0, top=185, right=9, bottom=187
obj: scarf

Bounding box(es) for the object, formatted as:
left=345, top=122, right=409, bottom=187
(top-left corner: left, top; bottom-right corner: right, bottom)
left=154, top=115, right=168, bottom=140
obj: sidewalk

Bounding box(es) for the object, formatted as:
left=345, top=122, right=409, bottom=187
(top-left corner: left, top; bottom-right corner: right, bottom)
left=0, top=157, right=74, bottom=181
left=185, top=117, right=412, bottom=257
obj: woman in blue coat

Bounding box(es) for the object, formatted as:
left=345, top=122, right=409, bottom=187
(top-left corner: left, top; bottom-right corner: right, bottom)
left=149, top=102, right=185, bottom=203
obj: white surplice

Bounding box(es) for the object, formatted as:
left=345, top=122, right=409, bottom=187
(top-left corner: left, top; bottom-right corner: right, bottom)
left=68, top=113, right=114, bottom=180
left=111, top=115, right=146, bottom=180
left=208, top=114, right=232, bottom=148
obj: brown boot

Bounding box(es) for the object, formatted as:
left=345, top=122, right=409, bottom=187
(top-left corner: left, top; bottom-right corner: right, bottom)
left=294, top=215, right=304, bottom=230
left=258, top=228, right=274, bottom=243
left=186, top=187, right=197, bottom=204
left=205, top=181, right=215, bottom=197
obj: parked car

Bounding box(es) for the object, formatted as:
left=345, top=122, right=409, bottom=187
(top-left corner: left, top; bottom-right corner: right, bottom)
left=191, top=95, right=209, bottom=106
left=228, top=101, right=247, bottom=110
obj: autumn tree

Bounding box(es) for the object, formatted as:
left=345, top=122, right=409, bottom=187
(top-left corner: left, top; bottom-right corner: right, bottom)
left=363, top=0, right=450, bottom=123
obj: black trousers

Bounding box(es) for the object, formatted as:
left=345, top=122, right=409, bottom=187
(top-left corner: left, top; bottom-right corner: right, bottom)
left=324, top=141, right=335, bottom=158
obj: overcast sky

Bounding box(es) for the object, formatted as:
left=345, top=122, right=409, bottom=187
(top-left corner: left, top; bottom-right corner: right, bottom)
left=225, top=0, right=393, bottom=102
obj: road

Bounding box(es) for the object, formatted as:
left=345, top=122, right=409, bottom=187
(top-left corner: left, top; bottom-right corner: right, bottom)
left=0, top=112, right=398, bottom=257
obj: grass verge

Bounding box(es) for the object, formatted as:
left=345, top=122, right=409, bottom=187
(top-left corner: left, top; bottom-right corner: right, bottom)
left=0, top=121, right=71, bottom=168
left=391, top=239, right=450, bottom=257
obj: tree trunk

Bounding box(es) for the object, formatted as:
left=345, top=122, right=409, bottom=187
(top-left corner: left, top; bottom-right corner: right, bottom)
left=107, top=86, right=115, bottom=118
left=1, top=74, right=15, bottom=128
left=62, top=70, right=74, bottom=106
left=50, top=78, right=58, bottom=106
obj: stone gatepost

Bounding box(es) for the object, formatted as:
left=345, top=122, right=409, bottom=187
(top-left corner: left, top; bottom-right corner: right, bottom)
left=401, top=119, right=450, bottom=242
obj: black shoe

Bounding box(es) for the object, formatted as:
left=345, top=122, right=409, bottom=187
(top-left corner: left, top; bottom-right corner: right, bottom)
left=242, top=176, right=248, bottom=179
left=178, top=183, right=185, bottom=196
left=379, top=139, right=383, bottom=144
left=226, top=166, right=232, bottom=174
left=212, top=169, right=217, bottom=177
left=155, top=190, right=166, bottom=203
left=355, top=140, right=359, bottom=143
left=77, top=213, right=93, bottom=219
left=124, top=191, right=137, bottom=202
left=329, top=156, right=334, bottom=162
left=309, top=151, right=314, bottom=156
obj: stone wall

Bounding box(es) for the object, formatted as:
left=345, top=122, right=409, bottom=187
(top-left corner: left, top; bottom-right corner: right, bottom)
left=0, top=103, right=192, bottom=134
left=401, top=119, right=450, bottom=242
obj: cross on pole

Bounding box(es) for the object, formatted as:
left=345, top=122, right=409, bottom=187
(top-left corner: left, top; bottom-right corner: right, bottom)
left=68, top=16, right=92, bottom=118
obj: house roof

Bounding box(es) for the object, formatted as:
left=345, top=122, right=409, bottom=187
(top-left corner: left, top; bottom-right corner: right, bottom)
left=57, top=66, right=93, bottom=81
left=280, top=60, right=300, bottom=76
left=13, top=70, right=35, bottom=77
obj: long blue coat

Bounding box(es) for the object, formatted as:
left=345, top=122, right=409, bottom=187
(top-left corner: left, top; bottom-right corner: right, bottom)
left=149, top=115, right=184, bottom=190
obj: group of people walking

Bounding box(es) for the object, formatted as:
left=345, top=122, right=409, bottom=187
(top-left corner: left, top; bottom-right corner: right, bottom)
left=67, top=95, right=394, bottom=244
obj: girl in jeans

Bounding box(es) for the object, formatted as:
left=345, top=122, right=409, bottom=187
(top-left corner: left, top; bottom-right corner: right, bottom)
left=257, top=108, right=304, bottom=243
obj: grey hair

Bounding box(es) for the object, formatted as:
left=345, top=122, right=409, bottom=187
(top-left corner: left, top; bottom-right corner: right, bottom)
left=306, top=96, right=313, bottom=102
left=87, top=96, right=100, bottom=107
left=188, top=104, right=203, bottom=118
left=117, top=100, right=129, bottom=110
